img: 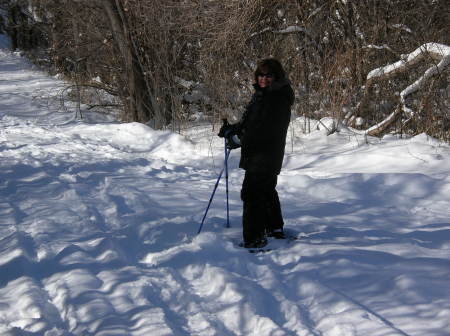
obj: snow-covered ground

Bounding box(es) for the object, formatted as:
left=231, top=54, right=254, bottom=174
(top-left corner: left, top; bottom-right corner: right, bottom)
left=1, top=34, right=450, bottom=336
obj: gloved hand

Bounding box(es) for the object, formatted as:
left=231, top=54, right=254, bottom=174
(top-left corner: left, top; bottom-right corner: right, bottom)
left=218, top=119, right=241, bottom=150
left=226, top=134, right=241, bottom=150
left=218, top=124, right=235, bottom=138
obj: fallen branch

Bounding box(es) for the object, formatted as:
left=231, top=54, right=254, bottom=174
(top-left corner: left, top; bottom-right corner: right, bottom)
left=363, top=43, right=450, bottom=136
left=367, top=43, right=450, bottom=85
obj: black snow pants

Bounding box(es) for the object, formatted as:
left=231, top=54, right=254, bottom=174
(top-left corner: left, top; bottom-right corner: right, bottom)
left=240, top=171, right=284, bottom=244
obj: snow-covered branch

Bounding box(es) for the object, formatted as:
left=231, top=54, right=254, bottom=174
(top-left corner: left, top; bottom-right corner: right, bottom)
left=363, top=43, right=450, bottom=136
left=367, top=43, right=450, bottom=83
left=249, top=26, right=308, bottom=39
left=276, top=26, right=308, bottom=34
left=399, top=44, right=450, bottom=116
left=362, top=44, right=396, bottom=55
left=391, top=23, right=412, bottom=34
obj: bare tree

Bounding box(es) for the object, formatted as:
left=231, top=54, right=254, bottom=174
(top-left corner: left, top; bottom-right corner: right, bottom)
left=2, top=0, right=449, bottom=140
left=100, top=0, right=155, bottom=123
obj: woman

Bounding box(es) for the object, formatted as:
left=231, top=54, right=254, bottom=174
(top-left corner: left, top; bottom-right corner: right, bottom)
left=219, top=58, right=295, bottom=248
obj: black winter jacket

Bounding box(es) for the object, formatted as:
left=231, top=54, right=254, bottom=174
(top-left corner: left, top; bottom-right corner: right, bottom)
left=235, top=79, right=294, bottom=175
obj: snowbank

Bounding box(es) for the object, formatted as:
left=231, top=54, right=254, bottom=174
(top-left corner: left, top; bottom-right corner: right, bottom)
left=1, top=38, right=450, bottom=336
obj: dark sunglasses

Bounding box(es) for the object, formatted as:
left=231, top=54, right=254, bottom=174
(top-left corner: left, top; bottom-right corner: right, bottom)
left=258, top=73, right=274, bottom=78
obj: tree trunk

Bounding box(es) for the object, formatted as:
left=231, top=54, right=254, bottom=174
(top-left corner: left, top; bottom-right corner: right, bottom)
left=8, top=5, right=20, bottom=50
left=101, top=0, right=155, bottom=124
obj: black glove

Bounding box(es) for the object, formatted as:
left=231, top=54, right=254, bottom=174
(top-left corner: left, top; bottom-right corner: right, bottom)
left=218, top=124, right=235, bottom=138
left=218, top=119, right=241, bottom=150
left=226, top=134, right=241, bottom=150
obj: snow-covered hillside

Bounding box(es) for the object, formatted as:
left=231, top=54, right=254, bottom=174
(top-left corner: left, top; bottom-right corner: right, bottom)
left=1, top=34, right=450, bottom=336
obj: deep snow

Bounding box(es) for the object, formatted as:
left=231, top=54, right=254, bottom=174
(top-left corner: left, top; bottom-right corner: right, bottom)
left=1, top=34, right=450, bottom=336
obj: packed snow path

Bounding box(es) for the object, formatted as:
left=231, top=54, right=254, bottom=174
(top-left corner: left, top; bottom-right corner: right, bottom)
left=1, top=35, right=450, bottom=335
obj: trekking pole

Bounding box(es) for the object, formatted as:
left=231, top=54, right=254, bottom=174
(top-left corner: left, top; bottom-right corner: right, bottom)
left=225, top=138, right=230, bottom=229
left=222, top=118, right=231, bottom=228
left=197, top=147, right=231, bottom=235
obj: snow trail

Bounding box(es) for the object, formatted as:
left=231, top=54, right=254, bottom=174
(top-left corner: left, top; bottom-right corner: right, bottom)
left=1, top=34, right=450, bottom=335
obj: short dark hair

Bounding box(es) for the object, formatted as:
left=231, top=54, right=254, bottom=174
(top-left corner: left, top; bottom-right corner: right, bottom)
left=254, top=58, right=286, bottom=82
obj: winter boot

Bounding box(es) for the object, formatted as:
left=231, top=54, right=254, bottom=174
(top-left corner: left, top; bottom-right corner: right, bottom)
left=267, top=229, right=286, bottom=239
